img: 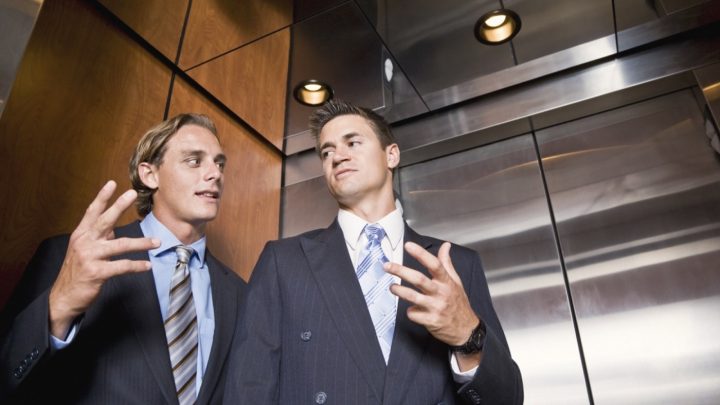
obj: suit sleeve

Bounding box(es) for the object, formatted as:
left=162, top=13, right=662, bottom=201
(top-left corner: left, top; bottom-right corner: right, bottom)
left=223, top=242, right=282, bottom=404
left=0, top=236, right=68, bottom=402
left=456, top=250, right=524, bottom=405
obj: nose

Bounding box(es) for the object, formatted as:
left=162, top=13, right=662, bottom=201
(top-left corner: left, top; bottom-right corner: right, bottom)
left=332, top=146, right=350, bottom=166
left=204, top=161, right=223, bottom=183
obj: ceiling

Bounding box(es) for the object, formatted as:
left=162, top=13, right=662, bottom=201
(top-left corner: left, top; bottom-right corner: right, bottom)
left=284, top=0, right=720, bottom=153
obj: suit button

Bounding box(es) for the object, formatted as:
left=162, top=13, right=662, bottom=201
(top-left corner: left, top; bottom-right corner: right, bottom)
left=21, top=358, right=30, bottom=367
left=13, top=370, right=22, bottom=379
left=314, top=391, right=327, bottom=404
left=466, top=388, right=482, bottom=404
left=300, top=331, right=312, bottom=342
left=31, top=348, right=39, bottom=359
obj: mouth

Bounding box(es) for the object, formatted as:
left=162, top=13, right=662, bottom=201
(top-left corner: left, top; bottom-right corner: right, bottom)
left=195, top=190, right=221, bottom=201
left=334, top=168, right=356, bottom=179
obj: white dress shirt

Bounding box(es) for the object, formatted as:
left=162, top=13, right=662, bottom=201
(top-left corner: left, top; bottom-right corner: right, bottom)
left=336, top=200, right=477, bottom=382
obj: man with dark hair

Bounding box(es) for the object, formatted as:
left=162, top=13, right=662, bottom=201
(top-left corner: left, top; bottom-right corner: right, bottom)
left=0, top=114, right=245, bottom=404
left=225, top=100, right=523, bottom=404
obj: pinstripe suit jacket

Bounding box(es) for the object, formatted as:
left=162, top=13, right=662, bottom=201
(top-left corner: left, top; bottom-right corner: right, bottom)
left=0, top=221, right=245, bottom=404
left=224, top=220, right=522, bottom=404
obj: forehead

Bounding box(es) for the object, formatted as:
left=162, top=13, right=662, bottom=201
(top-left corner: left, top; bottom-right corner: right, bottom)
left=319, top=115, right=378, bottom=143
left=166, top=124, right=222, bottom=153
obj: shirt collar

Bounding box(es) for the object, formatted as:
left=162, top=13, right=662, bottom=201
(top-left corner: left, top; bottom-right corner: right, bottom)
left=140, top=212, right=207, bottom=264
left=337, top=199, right=404, bottom=252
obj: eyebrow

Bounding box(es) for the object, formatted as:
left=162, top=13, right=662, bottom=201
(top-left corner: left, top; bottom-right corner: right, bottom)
left=319, top=132, right=361, bottom=151
left=181, top=150, right=226, bottom=162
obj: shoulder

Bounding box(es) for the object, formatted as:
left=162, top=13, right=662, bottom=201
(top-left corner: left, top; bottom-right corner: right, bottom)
left=407, top=226, right=477, bottom=259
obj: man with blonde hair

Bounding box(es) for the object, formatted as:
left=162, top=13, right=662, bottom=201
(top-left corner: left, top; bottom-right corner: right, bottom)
left=1, top=114, right=245, bottom=404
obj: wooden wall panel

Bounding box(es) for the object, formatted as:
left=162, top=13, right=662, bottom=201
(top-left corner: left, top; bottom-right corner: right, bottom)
left=98, top=0, right=188, bottom=61
left=0, top=0, right=170, bottom=307
left=187, top=28, right=290, bottom=149
left=179, top=0, right=292, bottom=69
left=168, top=77, right=281, bottom=281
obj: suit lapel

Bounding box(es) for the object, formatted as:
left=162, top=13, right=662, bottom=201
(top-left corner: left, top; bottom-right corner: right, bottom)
left=301, top=220, right=387, bottom=403
left=196, top=252, right=238, bottom=404
left=383, top=224, right=436, bottom=404
left=110, top=222, right=179, bottom=405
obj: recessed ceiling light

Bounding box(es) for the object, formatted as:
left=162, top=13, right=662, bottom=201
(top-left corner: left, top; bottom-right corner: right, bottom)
left=475, top=9, right=521, bottom=45
left=293, top=79, right=333, bottom=106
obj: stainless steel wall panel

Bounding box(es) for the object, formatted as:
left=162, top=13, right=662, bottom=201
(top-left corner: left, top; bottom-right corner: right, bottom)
left=504, top=0, right=614, bottom=64
left=400, top=134, right=590, bottom=404
left=537, top=89, right=720, bottom=404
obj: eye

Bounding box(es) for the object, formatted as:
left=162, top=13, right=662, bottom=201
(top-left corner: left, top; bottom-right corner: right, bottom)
left=348, top=140, right=360, bottom=148
left=216, top=161, right=226, bottom=171
left=321, top=150, right=334, bottom=160
left=188, top=158, right=200, bottom=166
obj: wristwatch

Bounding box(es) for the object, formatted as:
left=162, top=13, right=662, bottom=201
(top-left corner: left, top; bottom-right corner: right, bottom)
left=449, top=319, right=486, bottom=354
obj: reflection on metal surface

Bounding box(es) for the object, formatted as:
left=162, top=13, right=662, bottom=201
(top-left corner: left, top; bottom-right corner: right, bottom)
left=538, top=89, right=720, bottom=403
left=0, top=0, right=43, bottom=119
left=400, top=135, right=589, bottom=403
left=394, top=27, right=720, bottom=165
left=284, top=1, right=427, bottom=149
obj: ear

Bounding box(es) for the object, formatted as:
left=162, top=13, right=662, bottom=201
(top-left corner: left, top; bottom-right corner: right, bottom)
left=138, top=162, right=159, bottom=189
left=386, top=143, right=400, bottom=169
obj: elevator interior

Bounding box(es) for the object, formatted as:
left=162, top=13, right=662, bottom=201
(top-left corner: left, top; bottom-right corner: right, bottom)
left=282, top=1, right=720, bottom=403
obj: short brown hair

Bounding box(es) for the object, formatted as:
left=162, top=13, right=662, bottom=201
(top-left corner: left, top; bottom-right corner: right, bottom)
left=129, top=113, right=217, bottom=217
left=308, top=99, right=396, bottom=153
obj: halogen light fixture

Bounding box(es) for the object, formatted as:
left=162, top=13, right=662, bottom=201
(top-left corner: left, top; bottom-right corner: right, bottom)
left=474, top=9, right=521, bottom=45
left=293, top=79, right=333, bottom=106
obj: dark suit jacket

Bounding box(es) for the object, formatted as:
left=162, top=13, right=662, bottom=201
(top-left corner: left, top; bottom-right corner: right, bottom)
left=224, top=220, right=522, bottom=404
left=0, top=221, right=246, bottom=404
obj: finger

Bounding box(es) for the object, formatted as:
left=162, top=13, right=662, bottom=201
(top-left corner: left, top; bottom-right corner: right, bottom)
left=91, top=189, right=138, bottom=238
left=102, top=259, right=153, bottom=278
left=404, top=241, right=450, bottom=283
left=99, top=237, right=161, bottom=259
left=406, top=305, right=432, bottom=327
left=437, top=242, right=461, bottom=285
left=76, top=181, right=117, bottom=234
left=384, top=262, right=438, bottom=294
left=389, top=283, right=432, bottom=307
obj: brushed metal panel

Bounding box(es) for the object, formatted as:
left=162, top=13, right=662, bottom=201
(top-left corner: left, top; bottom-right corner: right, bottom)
left=282, top=175, right=338, bottom=237
left=538, top=89, right=720, bottom=403
left=285, top=2, right=426, bottom=145
left=695, top=62, right=720, bottom=135
left=285, top=2, right=384, bottom=137
left=394, top=26, right=720, bottom=164
left=400, top=135, right=589, bottom=403
left=0, top=0, right=41, bottom=119
left=616, top=0, right=720, bottom=51
left=504, top=0, right=614, bottom=64
left=357, top=0, right=515, bottom=96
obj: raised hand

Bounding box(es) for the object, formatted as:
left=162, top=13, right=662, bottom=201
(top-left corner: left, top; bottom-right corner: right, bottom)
left=48, top=181, right=160, bottom=338
left=385, top=241, right=482, bottom=369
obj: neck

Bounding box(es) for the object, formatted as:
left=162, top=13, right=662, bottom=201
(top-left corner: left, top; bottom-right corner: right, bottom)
left=151, top=210, right=206, bottom=245
left=339, top=190, right=396, bottom=223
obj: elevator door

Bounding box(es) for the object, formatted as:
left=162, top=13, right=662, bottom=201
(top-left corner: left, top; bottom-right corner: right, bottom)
left=400, top=134, right=590, bottom=404
left=537, top=89, right=720, bottom=404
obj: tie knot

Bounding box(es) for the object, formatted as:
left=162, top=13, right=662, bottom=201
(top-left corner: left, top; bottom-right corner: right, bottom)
left=175, top=246, right=194, bottom=265
left=364, top=224, right=386, bottom=243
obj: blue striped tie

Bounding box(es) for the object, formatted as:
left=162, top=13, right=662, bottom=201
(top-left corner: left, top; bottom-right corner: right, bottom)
left=357, top=224, right=397, bottom=363
left=164, top=246, right=198, bottom=405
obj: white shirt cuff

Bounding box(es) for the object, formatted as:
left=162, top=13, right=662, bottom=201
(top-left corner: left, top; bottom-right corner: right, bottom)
left=49, top=322, right=78, bottom=350
left=449, top=351, right=478, bottom=384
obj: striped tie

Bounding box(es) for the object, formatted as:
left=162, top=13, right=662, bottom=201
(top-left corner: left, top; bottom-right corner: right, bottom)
left=165, top=246, right=198, bottom=405
left=357, top=224, right=397, bottom=363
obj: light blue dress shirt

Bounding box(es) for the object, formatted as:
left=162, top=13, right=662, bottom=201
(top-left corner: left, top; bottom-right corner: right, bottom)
left=51, top=212, right=215, bottom=396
